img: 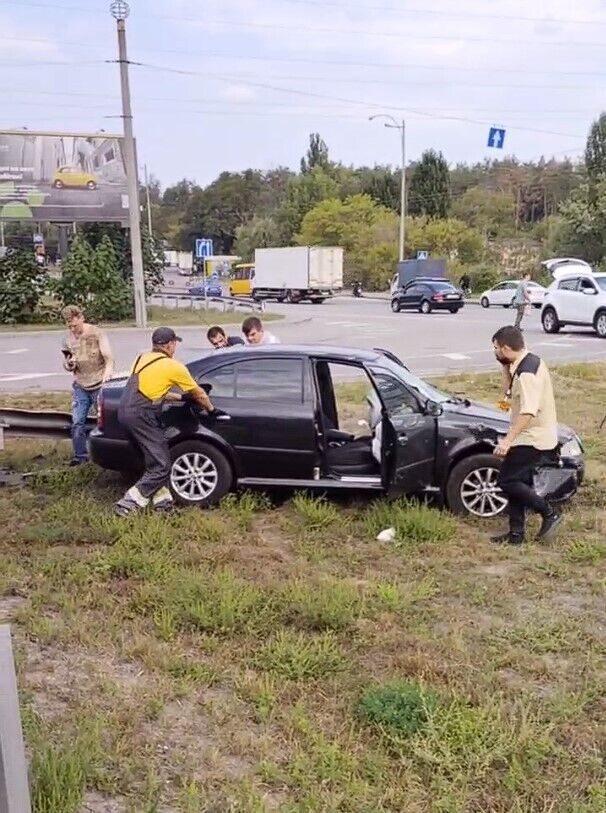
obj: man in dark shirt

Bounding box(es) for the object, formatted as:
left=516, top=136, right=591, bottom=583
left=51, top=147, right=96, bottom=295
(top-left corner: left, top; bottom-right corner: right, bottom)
left=207, top=325, right=244, bottom=349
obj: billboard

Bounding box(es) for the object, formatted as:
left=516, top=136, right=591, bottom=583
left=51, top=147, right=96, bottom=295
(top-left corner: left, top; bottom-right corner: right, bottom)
left=0, top=130, right=129, bottom=223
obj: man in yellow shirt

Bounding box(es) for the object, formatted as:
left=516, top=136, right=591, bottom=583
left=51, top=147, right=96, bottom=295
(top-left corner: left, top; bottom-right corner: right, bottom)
left=114, top=327, right=216, bottom=516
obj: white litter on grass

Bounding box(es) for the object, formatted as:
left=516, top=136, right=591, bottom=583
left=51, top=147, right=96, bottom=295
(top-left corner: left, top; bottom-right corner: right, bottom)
left=376, top=527, right=396, bottom=543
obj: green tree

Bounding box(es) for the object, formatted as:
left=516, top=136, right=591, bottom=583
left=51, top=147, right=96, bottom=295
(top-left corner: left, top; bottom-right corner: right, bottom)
left=55, top=235, right=94, bottom=309
left=88, top=235, right=132, bottom=321
left=451, top=187, right=515, bottom=237
left=300, top=133, right=330, bottom=174
left=277, top=168, right=340, bottom=244
left=408, top=150, right=451, bottom=218
left=234, top=216, right=282, bottom=262
left=0, top=249, right=48, bottom=324
left=585, top=113, right=606, bottom=183
left=406, top=217, right=483, bottom=264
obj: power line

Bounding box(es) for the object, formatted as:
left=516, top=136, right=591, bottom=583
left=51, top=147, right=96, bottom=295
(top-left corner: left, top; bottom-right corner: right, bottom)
left=6, top=0, right=606, bottom=31
left=132, top=60, right=586, bottom=140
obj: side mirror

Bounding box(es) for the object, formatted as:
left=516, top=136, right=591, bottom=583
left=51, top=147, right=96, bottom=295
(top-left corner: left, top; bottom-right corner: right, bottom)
left=424, top=400, right=444, bottom=418
left=581, top=287, right=596, bottom=295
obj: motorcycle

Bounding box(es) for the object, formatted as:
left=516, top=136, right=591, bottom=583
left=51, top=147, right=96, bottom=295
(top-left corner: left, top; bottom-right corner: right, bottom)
left=352, top=282, right=363, bottom=298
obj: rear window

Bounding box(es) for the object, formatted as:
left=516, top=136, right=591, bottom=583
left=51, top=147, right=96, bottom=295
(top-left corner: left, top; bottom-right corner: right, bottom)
left=428, top=282, right=456, bottom=292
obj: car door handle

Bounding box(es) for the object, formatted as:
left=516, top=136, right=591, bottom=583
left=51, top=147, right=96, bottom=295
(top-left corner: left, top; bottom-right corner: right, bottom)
left=215, top=414, right=231, bottom=422
left=397, top=433, right=408, bottom=445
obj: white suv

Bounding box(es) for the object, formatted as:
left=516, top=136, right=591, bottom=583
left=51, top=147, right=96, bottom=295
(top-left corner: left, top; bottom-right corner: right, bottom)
left=541, top=271, right=606, bottom=338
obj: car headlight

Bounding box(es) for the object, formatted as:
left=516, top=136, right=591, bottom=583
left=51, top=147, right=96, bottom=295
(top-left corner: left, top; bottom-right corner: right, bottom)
left=560, top=437, right=583, bottom=457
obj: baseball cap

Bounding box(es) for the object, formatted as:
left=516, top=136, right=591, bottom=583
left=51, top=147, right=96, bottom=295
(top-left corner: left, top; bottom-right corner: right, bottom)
left=151, top=327, right=182, bottom=345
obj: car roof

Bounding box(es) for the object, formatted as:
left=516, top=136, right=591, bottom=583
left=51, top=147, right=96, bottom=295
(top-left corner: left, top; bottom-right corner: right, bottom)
left=192, top=344, right=385, bottom=366
left=555, top=271, right=606, bottom=280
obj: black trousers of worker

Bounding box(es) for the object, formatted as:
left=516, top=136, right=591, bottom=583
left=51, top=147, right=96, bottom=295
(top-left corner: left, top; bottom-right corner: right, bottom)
left=119, top=399, right=170, bottom=499
left=498, top=445, right=557, bottom=535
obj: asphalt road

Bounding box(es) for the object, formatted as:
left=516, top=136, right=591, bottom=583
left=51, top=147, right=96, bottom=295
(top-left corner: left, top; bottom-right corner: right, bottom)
left=1, top=298, right=606, bottom=392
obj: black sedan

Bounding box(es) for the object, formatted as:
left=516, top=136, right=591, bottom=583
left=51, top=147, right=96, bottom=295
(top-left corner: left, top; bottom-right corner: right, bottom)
left=89, top=345, right=584, bottom=518
left=391, top=279, right=464, bottom=314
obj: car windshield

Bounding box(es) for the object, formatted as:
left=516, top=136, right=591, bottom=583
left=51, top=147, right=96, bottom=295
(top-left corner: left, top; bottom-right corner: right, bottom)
left=374, top=357, right=449, bottom=403
left=596, top=277, right=606, bottom=292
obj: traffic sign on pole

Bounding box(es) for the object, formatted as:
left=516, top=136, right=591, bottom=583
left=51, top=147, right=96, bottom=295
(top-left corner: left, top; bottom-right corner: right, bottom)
left=487, top=127, right=506, bottom=149
left=195, top=238, right=213, bottom=259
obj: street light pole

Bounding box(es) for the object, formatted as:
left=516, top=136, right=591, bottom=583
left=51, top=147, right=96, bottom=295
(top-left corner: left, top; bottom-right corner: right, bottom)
left=110, top=0, right=147, bottom=329
left=369, top=114, right=406, bottom=262
left=144, top=163, right=153, bottom=237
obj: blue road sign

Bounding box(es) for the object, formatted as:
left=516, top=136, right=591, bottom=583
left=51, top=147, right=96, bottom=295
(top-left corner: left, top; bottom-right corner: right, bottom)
left=487, top=127, right=506, bottom=149
left=195, top=238, right=213, bottom=259
left=417, top=250, right=429, bottom=260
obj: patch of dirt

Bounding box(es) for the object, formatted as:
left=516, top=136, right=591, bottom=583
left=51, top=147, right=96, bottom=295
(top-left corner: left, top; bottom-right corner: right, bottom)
left=475, top=561, right=523, bottom=577
left=0, top=595, right=26, bottom=623
left=82, top=792, right=127, bottom=812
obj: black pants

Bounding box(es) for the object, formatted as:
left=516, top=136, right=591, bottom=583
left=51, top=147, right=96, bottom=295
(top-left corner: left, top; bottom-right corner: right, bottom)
left=498, top=445, right=557, bottom=535
left=120, top=404, right=171, bottom=499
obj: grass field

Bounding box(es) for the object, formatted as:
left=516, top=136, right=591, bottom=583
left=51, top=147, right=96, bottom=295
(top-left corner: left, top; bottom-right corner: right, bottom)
left=0, top=306, right=282, bottom=333
left=0, top=364, right=605, bottom=812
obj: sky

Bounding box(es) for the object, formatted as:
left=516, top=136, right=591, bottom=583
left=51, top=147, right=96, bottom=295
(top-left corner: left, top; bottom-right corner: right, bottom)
left=1, top=0, right=605, bottom=189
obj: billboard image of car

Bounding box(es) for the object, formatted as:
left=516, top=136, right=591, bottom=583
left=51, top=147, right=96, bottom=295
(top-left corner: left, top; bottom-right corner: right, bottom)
left=0, top=130, right=129, bottom=222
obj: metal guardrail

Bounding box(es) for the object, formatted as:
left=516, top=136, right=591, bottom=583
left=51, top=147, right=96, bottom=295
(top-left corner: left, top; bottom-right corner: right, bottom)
left=0, top=409, right=95, bottom=445
left=0, top=625, right=32, bottom=812
left=149, top=292, right=265, bottom=313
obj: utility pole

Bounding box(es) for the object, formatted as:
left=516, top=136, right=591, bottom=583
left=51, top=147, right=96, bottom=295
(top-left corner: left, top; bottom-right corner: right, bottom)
left=110, top=0, right=147, bottom=328
left=144, top=164, right=153, bottom=237
left=370, top=114, right=406, bottom=262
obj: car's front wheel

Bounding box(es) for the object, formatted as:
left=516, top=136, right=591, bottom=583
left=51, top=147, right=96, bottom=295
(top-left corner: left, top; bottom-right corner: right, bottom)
left=169, top=440, right=232, bottom=507
left=594, top=309, right=606, bottom=339
left=542, top=307, right=560, bottom=334
left=480, top=297, right=490, bottom=308
left=420, top=299, right=432, bottom=314
left=446, top=454, right=508, bottom=518
left=391, top=299, right=401, bottom=313
left=53, top=180, right=64, bottom=189
left=449, top=306, right=461, bottom=314
left=87, top=181, right=97, bottom=190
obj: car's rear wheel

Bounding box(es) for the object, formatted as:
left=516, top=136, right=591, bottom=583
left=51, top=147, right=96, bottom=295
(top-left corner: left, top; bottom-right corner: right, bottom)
left=420, top=299, right=432, bottom=314
left=391, top=299, right=401, bottom=313
left=169, top=440, right=232, bottom=507
left=480, top=296, right=490, bottom=308
left=449, top=306, right=461, bottom=314
left=594, top=310, right=606, bottom=339
left=53, top=180, right=64, bottom=189
left=542, top=307, right=560, bottom=334
left=446, top=454, right=508, bottom=518
left=87, top=181, right=97, bottom=190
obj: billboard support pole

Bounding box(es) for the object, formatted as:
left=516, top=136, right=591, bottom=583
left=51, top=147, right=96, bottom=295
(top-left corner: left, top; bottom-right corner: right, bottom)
left=112, top=1, right=147, bottom=329
left=0, top=221, right=4, bottom=249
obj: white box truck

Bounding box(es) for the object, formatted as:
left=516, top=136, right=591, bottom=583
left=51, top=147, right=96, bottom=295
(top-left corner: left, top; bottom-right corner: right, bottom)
left=252, top=246, right=343, bottom=303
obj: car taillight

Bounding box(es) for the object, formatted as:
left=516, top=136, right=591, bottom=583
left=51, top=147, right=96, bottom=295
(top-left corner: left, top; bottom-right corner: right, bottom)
left=432, top=294, right=444, bottom=301
left=97, top=393, right=104, bottom=429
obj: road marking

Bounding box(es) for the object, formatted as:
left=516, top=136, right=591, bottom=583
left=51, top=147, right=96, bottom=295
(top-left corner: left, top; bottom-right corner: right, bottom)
left=443, top=353, right=471, bottom=360
left=0, top=348, right=28, bottom=355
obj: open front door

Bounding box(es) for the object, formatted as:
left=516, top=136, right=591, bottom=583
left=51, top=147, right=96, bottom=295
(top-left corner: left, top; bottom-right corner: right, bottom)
left=368, top=368, right=437, bottom=496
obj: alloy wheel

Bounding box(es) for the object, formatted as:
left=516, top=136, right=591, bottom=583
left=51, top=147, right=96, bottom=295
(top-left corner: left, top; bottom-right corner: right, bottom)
left=460, top=466, right=508, bottom=517
left=170, top=451, right=219, bottom=501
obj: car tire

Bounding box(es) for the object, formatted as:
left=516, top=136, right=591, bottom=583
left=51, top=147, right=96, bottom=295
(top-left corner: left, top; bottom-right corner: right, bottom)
left=449, top=306, right=460, bottom=314
left=53, top=180, right=64, bottom=189
left=503, top=304, right=510, bottom=309
left=310, top=299, right=324, bottom=304
left=391, top=299, right=401, bottom=313
left=480, top=297, right=490, bottom=308
left=595, top=310, right=606, bottom=339
left=542, top=307, right=560, bottom=334
left=446, top=454, right=508, bottom=518
left=169, top=440, right=233, bottom=508
left=87, top=181, right=97, bottom=190
left=420, top=300, right=432, bottom=314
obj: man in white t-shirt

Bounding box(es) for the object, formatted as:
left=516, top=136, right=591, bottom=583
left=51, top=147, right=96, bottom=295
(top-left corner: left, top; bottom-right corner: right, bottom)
left=242, top=316, right=280, bottom=345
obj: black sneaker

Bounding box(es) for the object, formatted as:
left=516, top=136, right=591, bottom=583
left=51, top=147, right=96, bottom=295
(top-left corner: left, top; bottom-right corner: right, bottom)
left=536, top=512, right=562, bottom=541
left=69, top=458, right=86, bottom=467
left=490, top=531, right=524, bottom=546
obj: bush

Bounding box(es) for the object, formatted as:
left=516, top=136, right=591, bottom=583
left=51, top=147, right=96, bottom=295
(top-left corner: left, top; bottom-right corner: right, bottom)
left=357, top=680, right=438, bottom=738
left=0, top=249, right=49, bottom=324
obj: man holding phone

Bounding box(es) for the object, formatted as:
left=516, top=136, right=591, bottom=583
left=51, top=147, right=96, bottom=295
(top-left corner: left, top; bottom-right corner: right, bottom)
left=61, top=305, right=114, bottom=465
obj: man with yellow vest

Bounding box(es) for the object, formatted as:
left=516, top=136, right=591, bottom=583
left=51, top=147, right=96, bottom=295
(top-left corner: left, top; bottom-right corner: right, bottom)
left=114, top=327, right=217, bottom=516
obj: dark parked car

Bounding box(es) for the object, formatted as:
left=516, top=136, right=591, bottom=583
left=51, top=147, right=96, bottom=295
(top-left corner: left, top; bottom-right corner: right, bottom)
left=188, top=279, right=223, bottom=298
left=89, top=345, right=584, bottom=518
left=391, top=278, right=464, bottom=314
